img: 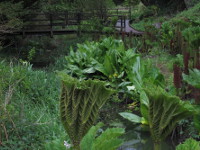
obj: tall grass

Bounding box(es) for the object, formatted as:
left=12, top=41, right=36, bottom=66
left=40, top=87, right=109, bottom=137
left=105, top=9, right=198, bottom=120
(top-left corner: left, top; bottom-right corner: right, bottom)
left=0, top=60, right=67, bottom=150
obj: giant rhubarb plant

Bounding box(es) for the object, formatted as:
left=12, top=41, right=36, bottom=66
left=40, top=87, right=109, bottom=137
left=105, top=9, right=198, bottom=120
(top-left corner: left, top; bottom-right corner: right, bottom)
left=120, top=85, right=196, bottom=150
left=145, top=86, right=196, bottom=150
left=58, top=72, right=114, bottom=150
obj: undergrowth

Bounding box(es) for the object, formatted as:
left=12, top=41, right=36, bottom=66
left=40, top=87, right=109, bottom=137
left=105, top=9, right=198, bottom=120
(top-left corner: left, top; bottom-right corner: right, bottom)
left=0, top=61, right=67, bottom=150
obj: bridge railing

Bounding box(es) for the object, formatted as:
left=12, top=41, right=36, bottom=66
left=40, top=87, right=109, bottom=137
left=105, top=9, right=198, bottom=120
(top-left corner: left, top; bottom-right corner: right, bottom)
left=22, top=10, right=128, bottom=32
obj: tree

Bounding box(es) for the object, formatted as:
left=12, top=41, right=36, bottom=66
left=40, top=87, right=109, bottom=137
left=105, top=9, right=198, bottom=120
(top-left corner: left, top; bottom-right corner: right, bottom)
left=70, top=0, right=115, bottom=10
left=140, top=0, right=186, bottom=10
left=0, top=0, right=40, bottom=49
left=0, top=1, right=24, bottom=49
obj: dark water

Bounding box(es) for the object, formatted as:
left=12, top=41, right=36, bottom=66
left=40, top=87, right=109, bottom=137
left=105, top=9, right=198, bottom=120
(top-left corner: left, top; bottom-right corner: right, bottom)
left=111, top=117, right=175, bottom=150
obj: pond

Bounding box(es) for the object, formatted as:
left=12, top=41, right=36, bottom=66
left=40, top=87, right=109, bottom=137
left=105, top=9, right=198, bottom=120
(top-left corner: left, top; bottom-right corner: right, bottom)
left=117, top=118, right=176, bottom=150
left=101, top=108, right=176, bottom=150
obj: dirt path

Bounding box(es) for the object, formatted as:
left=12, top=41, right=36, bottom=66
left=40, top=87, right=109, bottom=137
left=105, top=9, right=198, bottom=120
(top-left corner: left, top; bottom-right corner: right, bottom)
left=116, top=19, right=144, bottom=35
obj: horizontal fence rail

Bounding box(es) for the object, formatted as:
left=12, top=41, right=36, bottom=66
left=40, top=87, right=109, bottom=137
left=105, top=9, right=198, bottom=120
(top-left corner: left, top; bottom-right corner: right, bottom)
left=3, top=8, right=141, bottom=37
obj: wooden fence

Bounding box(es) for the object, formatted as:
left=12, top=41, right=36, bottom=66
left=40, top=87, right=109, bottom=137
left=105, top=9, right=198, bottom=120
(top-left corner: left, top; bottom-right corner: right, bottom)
left=5, top=7, right=134, bottom=37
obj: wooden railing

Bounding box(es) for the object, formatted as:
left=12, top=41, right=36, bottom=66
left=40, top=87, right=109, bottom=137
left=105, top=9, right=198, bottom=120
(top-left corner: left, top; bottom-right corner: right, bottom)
left=5, top=8, right=131, bottom=37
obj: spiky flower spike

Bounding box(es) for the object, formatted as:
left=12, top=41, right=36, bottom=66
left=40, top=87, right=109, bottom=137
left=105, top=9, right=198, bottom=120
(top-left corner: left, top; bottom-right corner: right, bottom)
left=183, top=50, right=190, bottom=74
left=195, top=49, right=200, bottom=70
left=145, top=86, right=196, bottom=150
left=173, top=63, right=182, bottom=89
left=58, top=72, right=115, bottom=150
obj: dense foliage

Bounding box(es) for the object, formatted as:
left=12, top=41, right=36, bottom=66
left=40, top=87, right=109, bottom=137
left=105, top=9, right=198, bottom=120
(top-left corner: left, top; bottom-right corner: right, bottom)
left=0, top=61, right=63, bottom=149
left=176, top=138, right=200, bottom=150
left=0, top=1, right=200, bottom=150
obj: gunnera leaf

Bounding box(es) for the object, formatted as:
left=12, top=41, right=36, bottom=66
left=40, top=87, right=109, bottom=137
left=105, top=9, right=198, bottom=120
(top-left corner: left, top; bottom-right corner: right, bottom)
left=58, top=72, right=115, bottom=149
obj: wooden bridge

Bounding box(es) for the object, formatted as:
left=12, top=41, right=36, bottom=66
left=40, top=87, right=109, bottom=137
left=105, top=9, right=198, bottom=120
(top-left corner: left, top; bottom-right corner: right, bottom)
left=4, top=8, right=143, bottom=37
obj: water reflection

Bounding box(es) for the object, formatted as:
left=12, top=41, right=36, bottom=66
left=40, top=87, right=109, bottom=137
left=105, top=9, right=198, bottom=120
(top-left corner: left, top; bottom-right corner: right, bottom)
left=113, top=117, right=175, bottom=150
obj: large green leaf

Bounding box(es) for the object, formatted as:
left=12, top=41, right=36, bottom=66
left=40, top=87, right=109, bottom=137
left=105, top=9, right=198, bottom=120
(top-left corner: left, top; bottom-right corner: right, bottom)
left=64, top=37, right=142, bottom=87
left=176, top=138, right=200, bottom=150
left=137, top=87, right=149, bottom=122
left=183, top=69, right=200, bottom=89
left=58, top=73, right=115, bottom=148
left=82, top=67, right=96, bottom=74
left=194, top=114, right=200, bottom=134
left=92, top=128, right=124, bottom=150
left=80, top=122, right=104, bottom=150
left=122, top=84, right=198, bottom=149
left=194, top=106, right=200, bottom=133
left=80, top=123, right=124, bottom=150
left=145, top=86, right=196, bottom=143
left=119, top=112, right=142, bottom=123
left=93, top=139, right=123, bottom=150
left=102, top=54, right=116, bottom=76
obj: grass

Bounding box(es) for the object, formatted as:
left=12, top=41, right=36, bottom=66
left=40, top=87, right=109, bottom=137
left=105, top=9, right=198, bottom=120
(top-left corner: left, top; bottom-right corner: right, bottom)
left=0, top=61, right=69, bottom=150
left=173, top=2, right=200, bottom=23
left=131, top=16, right=165, bottom=31
left=130, top=1, right=200, bottom=31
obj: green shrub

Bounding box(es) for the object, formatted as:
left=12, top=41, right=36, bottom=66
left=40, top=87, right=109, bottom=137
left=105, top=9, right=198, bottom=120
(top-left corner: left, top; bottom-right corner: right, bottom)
left=64, top=38, right=165, bottom=104
left=110, top=16, right=118, bottom=26
left=183, top=69, right=200, bottom=89
left=24, top=70, right=60, bottom=108
left=175, top=2, right=200, bottom=24
left=64, top=37, right=139, bottom=88
left=160, top=22, right=174, bottom=48
left=0, top=1, right=23, bottom=32
left=102, top=27, right=114, bottom=33
left=182, top=26, right=200, bottom=50
left=176, top=138, right=200, bottom=150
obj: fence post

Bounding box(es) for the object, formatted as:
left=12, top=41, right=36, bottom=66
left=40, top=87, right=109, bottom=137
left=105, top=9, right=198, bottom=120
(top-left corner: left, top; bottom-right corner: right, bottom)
left=65, top=11, right=68, bottom=27
left=129, top=31, right=133, bottom=48
left=114, top=31, right=118, bottom=39
left=120, top=16, right=123, bottom=32
left=122, top=31, right=125, bottom=43
left=117, top=31, right=120, bottom=39
left=77, top=12, right=81, bottom=36
left=195, top=48, right=200, bottom=69
left=124, top=16, right=126, bottom=30
left=129, top=7, right=131, bottom=19
left=77, top=12, right=81, bottom=25
left=50, top=13, right=53, bottom=38
left=22, top=30, right=26, bottom=38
